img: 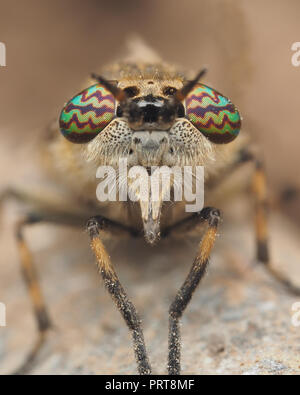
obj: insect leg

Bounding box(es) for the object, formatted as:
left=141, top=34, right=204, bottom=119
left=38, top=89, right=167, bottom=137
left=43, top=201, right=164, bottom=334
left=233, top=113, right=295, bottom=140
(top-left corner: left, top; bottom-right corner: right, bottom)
left=1, top=187, right=93, bottom=374
left=87, top=216, right=152, bottom=375
left=166, top=207, right=221, bottom=375
left=205, top=147, right=254, bottom=190
left=252, top=160, right=269, bottom=263
left=251, top=160, right=300, bottom=294
left=12, top=214, right=52, bottom=375
left=206, top=148, right=300, bottom=295
left=11, top=209, right=93, bottom=375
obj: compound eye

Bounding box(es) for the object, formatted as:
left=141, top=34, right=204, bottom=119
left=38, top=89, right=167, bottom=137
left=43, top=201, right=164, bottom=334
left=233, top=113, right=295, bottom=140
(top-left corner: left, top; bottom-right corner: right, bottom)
left=185, top=84, right=241, bottom=144
left=59, top=84, right=115, bottom=143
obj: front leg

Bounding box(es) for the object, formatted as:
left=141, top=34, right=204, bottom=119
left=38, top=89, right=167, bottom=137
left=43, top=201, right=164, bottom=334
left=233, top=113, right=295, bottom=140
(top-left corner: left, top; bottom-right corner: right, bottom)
left=165, top=207, right=221, bottom=375
left=87, top=216, right=152, bottom=375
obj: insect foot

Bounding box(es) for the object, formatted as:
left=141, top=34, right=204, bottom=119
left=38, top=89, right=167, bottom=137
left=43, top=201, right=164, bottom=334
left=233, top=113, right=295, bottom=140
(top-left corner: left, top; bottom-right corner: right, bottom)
left=87, top=218, right=102, bottom=238
left=199, top=207, right=221, bottom=226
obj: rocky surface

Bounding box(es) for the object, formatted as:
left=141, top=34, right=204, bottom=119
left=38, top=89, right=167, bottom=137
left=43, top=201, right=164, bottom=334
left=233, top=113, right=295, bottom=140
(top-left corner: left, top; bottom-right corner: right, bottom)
left=0, top=133, right=299, bottom=376
left=1, top=0, right=300, bottom=376
left=1, top=186, right=300, bottom=374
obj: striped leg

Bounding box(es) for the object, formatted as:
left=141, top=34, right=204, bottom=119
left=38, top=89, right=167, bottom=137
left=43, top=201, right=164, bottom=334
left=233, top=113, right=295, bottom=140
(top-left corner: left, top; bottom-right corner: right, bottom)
left=252, top=160, right=270, bottom=263
left=252, top=161, right=300, bottom=294
left=87, top=216, right=151, bottom=375
left=207, top=150, right=300, bottom=295
left=166, top=207, right=221, bottom=375
left=13, top=215, right=52, bottom=375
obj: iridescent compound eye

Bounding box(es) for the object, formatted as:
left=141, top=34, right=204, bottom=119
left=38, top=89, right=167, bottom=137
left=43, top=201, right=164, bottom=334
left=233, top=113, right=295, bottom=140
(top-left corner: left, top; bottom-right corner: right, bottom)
left=185, top=84, right=241, bottom=144
left=59, top=84, right=115, bottom=143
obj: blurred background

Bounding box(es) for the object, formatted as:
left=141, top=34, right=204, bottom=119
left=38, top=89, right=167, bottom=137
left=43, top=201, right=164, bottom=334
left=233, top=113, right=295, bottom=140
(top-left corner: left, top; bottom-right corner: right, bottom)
left=0, top=0, right=299, bottom=221
left=0, top=0, right=300, bottom=375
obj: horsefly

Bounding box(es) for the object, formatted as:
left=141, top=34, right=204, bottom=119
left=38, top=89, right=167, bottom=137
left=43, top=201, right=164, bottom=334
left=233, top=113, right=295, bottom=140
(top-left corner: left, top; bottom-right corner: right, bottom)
left=1, top=40, right=298, bottom=375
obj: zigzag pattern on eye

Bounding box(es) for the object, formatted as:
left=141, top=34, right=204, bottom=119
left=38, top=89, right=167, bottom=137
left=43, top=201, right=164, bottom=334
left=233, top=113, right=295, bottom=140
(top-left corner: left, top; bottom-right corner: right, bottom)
left=60, top=112, right=111, bottom=131
left=185, top=84, right=241, bottom=143
left=79, top=89, right=114, bottom=104
left=196, top=113, right=240, bottom=132
left=186, top=90, right=223, bottom=106
left=60, top=85, right=115, bottom=139
left=187, top=103, right=237, bottom=119
left=64, top=102, right=114, bottom=119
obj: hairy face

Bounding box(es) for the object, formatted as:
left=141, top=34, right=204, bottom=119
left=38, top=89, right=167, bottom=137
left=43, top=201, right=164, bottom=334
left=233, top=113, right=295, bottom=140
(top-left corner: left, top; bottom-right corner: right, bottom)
left=83, top=78, right=217, bottom=169
left=57, top=62, right=241, bottom=213
left=84, top=117, right=216, bottom=169
left=54, top=63, right=241, bottom=240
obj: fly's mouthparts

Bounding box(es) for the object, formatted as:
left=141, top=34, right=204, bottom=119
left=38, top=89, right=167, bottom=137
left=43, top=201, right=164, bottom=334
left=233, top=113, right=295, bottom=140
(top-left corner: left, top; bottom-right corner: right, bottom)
left=131, top=131, right=169, bottom=149
left=130, top=131, right=169, bottom=166
left=132, top=130, right=169, bottom=147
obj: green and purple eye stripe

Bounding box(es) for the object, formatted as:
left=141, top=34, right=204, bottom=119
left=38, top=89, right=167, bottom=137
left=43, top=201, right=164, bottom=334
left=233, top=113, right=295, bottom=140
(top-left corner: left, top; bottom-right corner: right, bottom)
left=59, top=84, right=115, bottom=143
left=185, top=84, right=241, bottom=144
left=59, top=82, right=241, bottom=145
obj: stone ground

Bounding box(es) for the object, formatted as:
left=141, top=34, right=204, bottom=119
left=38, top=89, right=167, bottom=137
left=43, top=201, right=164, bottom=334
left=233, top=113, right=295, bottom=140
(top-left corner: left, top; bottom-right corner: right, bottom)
left=0, top=142, right=300, bottom=375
